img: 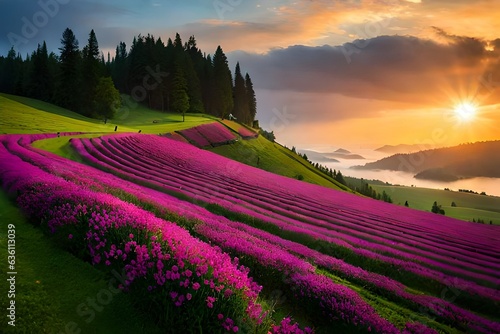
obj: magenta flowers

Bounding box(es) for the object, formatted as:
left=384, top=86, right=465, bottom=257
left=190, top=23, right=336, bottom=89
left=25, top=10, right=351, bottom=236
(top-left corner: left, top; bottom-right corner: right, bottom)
left=1, top=132, right=499, bottom=333
left=178, top=122, right=237, bottom=147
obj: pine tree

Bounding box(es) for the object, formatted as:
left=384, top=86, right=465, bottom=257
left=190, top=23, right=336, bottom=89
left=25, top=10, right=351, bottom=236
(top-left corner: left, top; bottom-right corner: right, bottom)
left=0, top=47, right=18, bottom=93
left=212, top=46, right=233, bottom=119
left=335, top=171, right=347, bottom=185
left=170, top=62, right=189, bottom=121
left=201, top=54, right=216, bottom=115
left=245, top=73, right=257, bottom=125
left=232, top=62, right=248, bottom=122
left=29, top=41, right=53, bottom=101
left=56, top=28, right=81, bottom=112
left=112, top=41, right=128, bottom=93
left=81, top=29, right=101, bottom=116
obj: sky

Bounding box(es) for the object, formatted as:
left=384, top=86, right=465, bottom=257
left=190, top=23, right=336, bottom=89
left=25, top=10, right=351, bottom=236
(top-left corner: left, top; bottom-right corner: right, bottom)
left=1, top=0, right=500, bottom=149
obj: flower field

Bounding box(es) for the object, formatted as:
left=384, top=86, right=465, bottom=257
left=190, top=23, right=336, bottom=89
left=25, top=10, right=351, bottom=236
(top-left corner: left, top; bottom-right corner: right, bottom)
left=178, top=122, right=237, bottom=147
left=1, top=132, right=499, bottom=333
left=221, top=119, right=259, bottom=139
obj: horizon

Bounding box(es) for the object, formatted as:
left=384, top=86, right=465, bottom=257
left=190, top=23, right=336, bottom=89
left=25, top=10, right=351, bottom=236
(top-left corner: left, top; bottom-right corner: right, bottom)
left=1, top=0, right=499, bottom=148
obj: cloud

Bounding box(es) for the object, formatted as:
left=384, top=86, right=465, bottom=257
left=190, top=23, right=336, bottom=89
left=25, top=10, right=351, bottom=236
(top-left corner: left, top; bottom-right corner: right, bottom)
left=235, top=33, right=491, bottom=101
left=227, top=32, right=500, bottom=131
left=0, top=0, right=134, bottom=55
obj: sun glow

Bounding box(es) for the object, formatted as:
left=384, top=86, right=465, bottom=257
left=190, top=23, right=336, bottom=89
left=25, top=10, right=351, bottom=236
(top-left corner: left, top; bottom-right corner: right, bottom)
left=454, top=102, right=477, bottom=121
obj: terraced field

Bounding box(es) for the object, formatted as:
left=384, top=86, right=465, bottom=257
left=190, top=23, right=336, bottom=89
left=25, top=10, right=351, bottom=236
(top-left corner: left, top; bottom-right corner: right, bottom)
left=1, top=129, right=498, bottom=333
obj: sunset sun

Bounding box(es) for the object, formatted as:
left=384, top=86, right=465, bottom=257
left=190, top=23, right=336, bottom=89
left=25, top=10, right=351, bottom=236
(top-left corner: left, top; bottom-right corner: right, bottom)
left=454, top=102, right=477, bottom=121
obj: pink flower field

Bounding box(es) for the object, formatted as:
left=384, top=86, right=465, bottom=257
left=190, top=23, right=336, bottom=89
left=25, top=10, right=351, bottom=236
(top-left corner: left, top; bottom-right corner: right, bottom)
left=1, top=132, right=499, bottom=333
left=178, top=122, right=237, bottom=147
left=221, top=119, right=259, bottom=139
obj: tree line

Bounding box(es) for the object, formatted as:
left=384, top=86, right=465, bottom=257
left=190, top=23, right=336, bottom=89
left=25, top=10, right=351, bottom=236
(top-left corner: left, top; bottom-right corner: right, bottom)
left=0, top=28, right=257, bottom=123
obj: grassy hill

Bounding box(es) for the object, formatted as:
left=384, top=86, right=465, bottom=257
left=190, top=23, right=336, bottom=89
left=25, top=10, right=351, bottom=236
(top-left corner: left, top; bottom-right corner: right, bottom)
left=209, top=134, right=349, bottom=191
left=0, top=93, right=213, bottom=134
left=371, top=184, right=500, bottom=224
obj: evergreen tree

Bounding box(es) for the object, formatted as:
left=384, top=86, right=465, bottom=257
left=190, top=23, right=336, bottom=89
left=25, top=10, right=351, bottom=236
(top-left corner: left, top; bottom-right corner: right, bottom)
left=212, top=46, right=233, bottom=119
left=245, top=73, right=257, bottom=124
left=29, top=41, right=54, bottom=101
left=232, top=62, right=249, bottom=122
left=56, top=28, right=81, bottom=112
left=178, top=35, right=204, bottom=113
left=201, top=54, right=216, bottom=115
left=0, top=47, right=21, bottom=93
left=81, top=29, right=101, bottom=116
left=173, top=33, right=183, bottom=51
left=112, top=41, right=128, bottom=93
left=431, top=201, right=445, bottom=215
left=170, top=62, right=189, bottom=121
left=128, top=35, right=147, bottom=102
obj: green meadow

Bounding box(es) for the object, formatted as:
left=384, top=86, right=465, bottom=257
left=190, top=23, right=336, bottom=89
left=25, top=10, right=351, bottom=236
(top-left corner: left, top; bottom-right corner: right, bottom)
left=371, top=184, right=500, bottom=225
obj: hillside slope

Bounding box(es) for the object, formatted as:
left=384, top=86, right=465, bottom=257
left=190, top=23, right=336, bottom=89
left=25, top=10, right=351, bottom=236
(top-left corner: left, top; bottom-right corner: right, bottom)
left=210, top=136, right=350, bottom=191
left=2, top=94, right=348, bottom=192
left=2, top=95, right=500, bottom=333
left=354, top=141, right=500, bottom=180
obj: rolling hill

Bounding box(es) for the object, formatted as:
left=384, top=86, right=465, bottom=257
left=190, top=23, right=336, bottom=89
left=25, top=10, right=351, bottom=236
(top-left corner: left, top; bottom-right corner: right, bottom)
left=375, top=143, right=438, bottom=154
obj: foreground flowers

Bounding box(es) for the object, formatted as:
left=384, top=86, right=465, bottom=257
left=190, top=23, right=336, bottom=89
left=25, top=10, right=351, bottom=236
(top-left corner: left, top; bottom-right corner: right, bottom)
left=1, top=132, right=499, bottom=333
left=0, top=134, right=270, bottom=333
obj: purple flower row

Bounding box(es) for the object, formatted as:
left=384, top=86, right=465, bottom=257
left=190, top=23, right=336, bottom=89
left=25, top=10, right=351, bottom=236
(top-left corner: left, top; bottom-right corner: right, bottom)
left=4, top=132, right=500, bottom=332
left=178, top=122, right=236, bottom=147
left=62, top=137, right=405, bottom=332
left=65, top=135, right=498, bottom=332
left=4, top=133, right=407, bottom=332
left=74, top=134, right=500, bottom=298
left=0, top=134, right=269, bottom=332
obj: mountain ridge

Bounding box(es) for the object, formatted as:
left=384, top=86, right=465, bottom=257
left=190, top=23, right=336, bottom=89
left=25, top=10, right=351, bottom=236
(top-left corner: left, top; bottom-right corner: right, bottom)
left=353, top=140, right=500, bottom=181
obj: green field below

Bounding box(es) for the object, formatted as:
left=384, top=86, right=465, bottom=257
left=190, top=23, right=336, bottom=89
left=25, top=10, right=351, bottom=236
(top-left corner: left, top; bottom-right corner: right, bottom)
left=371, top=184, right=500, bottom=224
left=0, top=93, right=213, bottom=135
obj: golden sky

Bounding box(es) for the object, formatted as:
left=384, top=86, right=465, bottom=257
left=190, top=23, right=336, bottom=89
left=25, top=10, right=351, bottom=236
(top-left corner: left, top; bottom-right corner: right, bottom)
left=2, top=0, right=500, bottom=147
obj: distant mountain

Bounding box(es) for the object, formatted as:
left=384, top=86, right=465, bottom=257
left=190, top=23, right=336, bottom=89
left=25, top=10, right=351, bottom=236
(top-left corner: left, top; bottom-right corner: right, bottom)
left=375, top=143, right=438, bottom=154
left=326, top=152, right=365, bottom=160
left=299, top=150, right=339, bottom=163
left=353, top=141, right=500, bottom=181
left=300, top=148, right=365, bottom=161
